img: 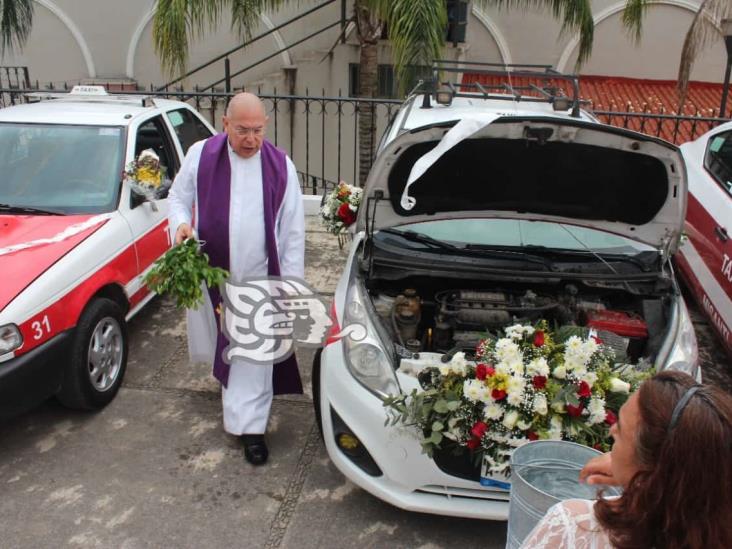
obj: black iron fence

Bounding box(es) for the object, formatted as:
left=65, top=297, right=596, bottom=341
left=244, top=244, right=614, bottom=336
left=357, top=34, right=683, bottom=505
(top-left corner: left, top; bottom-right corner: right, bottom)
left=0, top=84, right=727, bottom=196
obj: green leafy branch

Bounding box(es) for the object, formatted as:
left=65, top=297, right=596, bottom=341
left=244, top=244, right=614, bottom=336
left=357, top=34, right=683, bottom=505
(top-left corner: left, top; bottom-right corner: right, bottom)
left=143, top=238, right=230, bottom=309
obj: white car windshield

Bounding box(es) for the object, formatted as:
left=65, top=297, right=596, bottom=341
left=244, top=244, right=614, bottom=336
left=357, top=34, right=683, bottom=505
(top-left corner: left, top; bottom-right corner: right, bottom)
left=388, top=219, right=655, bottom=255
left=0, top=123, right=124, bottom=214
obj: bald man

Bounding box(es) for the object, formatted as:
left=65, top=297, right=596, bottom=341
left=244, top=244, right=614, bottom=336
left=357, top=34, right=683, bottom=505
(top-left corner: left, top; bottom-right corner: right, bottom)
left=168, top=92, right=305, bottom=465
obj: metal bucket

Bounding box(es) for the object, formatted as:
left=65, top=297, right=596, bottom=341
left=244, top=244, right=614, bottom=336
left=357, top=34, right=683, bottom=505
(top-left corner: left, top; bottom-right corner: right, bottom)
left=505, top=440, right=621, bottom=549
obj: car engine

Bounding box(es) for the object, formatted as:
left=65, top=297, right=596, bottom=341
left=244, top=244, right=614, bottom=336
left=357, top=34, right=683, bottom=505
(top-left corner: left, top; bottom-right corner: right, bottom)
left=370, top=282, right=663, bottom=364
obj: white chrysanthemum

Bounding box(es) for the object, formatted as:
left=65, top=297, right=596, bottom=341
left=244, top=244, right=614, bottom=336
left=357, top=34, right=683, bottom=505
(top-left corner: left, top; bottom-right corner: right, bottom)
left=553, top=365, right=567, bottom=379
left=533, top=393, right=548, bottom=416
left=507, top=392, right=524, bottom=406
left=484, top=402, right=504, bottom=420
left=495, top=361, right=511, bottom=376
left=582, top=338, right=599, bottom=356
left=508, top=358, right=525, bottom=376
left=449, top=352, right=469, bottom=376
left=566, top=335, right=583, bottom=353
left=463, top=379, right=483, bottom=402
left=495, top=339, right=522, bottom=364
left=503, top=410, right=519, bottom=430
left=517, top=419, right=532, bottom=431
left=588, top=397, right=606, bottom=425
left=507, top=375, right=526, bottom=394
left=438, top=364, right=451, bottom=377
left=527, top=357, right=550, bottom=377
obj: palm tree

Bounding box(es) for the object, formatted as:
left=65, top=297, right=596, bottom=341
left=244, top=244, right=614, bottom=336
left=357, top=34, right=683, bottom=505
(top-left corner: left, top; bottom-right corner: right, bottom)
left=152, top=0, right=648, bottom=184
left=0, top=0, right=33, bottom=55
left=677, top=0, right=730, bottom=107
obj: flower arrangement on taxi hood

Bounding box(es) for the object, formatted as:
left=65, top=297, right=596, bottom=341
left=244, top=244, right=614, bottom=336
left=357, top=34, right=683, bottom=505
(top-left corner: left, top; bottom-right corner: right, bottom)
left=384, top=321, right=652, bottom=478
left=320, top=181, right=362, bottom=236
left=124, top=149, right=170, bottom=200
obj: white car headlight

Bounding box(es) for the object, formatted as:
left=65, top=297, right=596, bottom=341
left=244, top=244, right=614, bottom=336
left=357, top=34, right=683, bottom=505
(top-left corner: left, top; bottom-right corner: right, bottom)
left=0, top=324, right=23, bottom=354
left=663, top=301, right=699, bottom=378
left=342, top=280, right=400, bottom=398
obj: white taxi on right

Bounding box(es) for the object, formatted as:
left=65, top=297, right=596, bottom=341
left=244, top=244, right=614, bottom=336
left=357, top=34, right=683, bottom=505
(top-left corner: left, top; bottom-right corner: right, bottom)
left=676, top=123, right=732, bottom=358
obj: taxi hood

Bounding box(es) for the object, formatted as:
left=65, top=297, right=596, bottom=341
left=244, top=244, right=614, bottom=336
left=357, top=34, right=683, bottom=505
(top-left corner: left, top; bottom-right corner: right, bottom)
left=357, top=116, right=686, bottom=254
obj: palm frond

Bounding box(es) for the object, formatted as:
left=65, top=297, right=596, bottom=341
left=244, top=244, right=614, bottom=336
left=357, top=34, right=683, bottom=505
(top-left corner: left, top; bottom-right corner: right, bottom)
left=678, top=0, right=729, bottom=102
left=372, top=0, right=447, bottom=94
left=621, top=0, right=650, bottom=43
left=0, top=0, right=33, bottom=54
left=478, top=0, right=594, bottom=66
left=153, top=0, right=291, bottom=78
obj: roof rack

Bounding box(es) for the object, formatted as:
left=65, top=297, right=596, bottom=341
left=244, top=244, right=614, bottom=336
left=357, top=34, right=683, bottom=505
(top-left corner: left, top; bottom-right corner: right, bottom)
left=24, top=85, right=157, bottom=107
left=420, top=60, right=583, bottom=118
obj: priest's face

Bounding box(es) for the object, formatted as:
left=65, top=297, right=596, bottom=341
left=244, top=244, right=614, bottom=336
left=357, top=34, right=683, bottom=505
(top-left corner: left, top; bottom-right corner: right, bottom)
left=223, top=100, right=268, bottom=159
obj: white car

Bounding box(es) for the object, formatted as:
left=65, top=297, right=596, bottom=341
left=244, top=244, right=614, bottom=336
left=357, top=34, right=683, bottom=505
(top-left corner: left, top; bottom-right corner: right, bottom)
left=0, top=86, right=214, bottom=417
left=313, top=84, right=699, bottom=520
left=675, top=123, right=732, bottom=357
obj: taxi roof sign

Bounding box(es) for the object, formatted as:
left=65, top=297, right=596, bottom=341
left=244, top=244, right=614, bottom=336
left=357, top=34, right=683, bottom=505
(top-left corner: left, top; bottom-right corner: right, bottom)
left=70, top=85, right=109, bottom=95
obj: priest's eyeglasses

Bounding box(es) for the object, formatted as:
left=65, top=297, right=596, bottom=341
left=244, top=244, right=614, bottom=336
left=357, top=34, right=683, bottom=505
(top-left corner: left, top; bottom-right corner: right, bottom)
left=232, top=126, right=265, bottom=137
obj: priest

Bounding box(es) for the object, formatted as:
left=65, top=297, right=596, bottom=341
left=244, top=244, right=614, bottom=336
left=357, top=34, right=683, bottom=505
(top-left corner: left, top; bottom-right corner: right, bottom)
left=168, top=92, right=305, bottom=465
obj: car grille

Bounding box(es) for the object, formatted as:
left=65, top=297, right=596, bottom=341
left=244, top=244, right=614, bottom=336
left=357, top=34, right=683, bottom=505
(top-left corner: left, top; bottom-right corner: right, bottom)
left=416, top=485, right=510, bottom=502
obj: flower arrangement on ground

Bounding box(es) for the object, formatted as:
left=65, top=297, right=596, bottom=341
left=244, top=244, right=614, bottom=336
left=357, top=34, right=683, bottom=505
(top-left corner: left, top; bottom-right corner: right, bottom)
left=124, top=149, right=170, bottom=200
left=320, top=181, right=362, bottom=236
left=384, top=321, right=652, bottom=478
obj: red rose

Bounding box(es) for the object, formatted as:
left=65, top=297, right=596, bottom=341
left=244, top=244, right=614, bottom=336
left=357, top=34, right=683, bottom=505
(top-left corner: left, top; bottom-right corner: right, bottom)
left=567, top=403, right=584, bottom=417
left=605, top=410, right=618, bottom=426
left=532, top=375, right=547, bottom=389
left=533, top=330, right=545, bottom=347
left=527, top=431, right=539, bottom=441
left=466, top=437, right=481, bottom=450
left=475, top=363, right=488, bottom=380
left=337, top=202, right=356, bottom=226
left=485, top=365, right=496, bottom=377
left=492, top=389, right=507, bottom=401
left=471, top=421, right=488, bottom=439
left=577, top=381, right=592, bottom=398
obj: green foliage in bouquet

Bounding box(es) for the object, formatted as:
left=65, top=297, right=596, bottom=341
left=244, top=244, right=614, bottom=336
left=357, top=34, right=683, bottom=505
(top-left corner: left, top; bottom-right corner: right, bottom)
left=143, top=238, right=229, bottom=309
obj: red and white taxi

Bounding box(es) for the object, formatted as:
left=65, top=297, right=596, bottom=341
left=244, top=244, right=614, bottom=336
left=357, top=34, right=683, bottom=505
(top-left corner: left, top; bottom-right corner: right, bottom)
left=0, top=86, right=214, bottom=417
left=676, top=122, right=732, bottom=357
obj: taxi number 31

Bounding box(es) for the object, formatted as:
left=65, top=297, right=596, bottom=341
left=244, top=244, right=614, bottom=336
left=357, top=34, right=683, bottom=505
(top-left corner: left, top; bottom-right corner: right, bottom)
left=32, top=315, right=52, bottom=340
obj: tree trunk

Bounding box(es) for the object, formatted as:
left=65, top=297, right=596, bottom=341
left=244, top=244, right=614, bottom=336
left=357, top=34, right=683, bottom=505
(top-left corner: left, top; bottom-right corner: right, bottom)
left=354, top=1, right=381, bottom=187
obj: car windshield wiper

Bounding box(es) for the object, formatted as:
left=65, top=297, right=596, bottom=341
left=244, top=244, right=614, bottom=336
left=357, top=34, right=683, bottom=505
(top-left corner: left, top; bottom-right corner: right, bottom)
left=380, top=229, right=553, bottom=269
left=523, top=245, right=652, bottom=272
left=0, top=203, right=64, bottom=215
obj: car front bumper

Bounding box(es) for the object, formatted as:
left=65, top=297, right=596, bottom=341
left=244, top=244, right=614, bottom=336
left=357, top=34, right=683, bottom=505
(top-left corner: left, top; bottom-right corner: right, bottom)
left=0, top=330, right=72, bottom=418
left=319, top=341, right=511, bottom=521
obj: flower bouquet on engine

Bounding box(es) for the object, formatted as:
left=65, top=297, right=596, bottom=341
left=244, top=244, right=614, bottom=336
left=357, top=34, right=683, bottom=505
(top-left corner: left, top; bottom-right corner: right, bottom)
left=123, top=149, right=171, bottom=205
left=320, top=180, right=362, bottom=248
left=384, top=321, right=652, bottom=480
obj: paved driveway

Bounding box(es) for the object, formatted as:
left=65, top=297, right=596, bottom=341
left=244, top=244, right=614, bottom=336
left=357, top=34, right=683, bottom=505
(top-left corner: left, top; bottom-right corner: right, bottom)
left=0, top=219, right=728, bottom=548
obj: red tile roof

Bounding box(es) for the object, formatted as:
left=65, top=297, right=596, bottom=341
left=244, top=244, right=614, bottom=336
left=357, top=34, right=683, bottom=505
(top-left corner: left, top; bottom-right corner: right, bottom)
left=461, top=73, right=726, bottom=144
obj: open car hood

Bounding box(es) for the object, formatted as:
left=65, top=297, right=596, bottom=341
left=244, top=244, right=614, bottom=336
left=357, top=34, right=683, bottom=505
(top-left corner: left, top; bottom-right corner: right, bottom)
left=357, top=116, right=686, bottom=254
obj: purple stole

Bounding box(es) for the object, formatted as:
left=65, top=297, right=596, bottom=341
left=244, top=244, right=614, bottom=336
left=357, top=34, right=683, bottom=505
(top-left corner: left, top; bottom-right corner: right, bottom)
left=196, top=134, right=303, bottom=394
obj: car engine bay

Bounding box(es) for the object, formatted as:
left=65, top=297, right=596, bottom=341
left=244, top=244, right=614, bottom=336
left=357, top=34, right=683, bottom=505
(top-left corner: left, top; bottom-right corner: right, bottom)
left=367, top=278, right=671, bottom=366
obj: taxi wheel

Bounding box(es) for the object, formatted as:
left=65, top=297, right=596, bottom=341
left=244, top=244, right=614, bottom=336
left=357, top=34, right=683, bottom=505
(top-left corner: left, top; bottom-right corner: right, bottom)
left=57, top=298, right=128, bottom=410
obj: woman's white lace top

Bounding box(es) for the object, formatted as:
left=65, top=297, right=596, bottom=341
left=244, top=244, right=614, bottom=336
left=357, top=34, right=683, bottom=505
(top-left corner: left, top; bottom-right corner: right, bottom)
left=519, top=499, right=613, bottom=549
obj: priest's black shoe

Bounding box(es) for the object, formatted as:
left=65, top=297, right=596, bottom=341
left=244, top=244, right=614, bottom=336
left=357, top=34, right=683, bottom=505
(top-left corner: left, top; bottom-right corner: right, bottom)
left=241, top=434, right=268, bottom=465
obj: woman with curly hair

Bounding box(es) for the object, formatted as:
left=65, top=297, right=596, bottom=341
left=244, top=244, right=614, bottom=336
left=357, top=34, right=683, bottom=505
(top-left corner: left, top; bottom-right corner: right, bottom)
left=520, top=370, right=732, bottom=549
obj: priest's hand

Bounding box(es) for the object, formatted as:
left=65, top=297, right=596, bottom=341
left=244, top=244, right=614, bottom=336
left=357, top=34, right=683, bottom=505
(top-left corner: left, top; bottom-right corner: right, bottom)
left=175, top=223, right=194, bottom=245
left=580, top=452, right=618, bottom=486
